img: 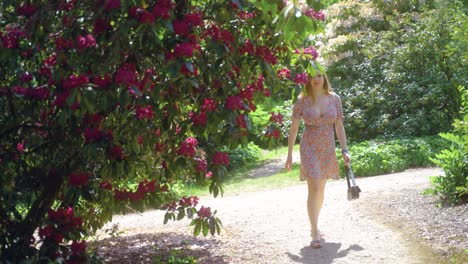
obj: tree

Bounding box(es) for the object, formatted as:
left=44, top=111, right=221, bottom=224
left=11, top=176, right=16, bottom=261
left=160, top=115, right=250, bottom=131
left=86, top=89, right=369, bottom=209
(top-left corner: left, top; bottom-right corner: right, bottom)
left=0, top=0, right=326, bottom=261
left=318, top=0, right=467, bottom=141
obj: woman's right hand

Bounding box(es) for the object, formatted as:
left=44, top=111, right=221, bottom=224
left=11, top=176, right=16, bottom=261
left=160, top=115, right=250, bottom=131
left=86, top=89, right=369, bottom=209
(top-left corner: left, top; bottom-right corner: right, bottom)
left=285, top=155, right=293, bottom=171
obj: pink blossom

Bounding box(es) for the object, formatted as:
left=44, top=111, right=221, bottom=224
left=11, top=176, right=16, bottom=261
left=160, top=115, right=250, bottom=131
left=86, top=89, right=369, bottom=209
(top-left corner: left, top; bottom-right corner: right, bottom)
left=135, top=105, right=154, bottom=120
left=179, top=196, right=199, bottom=207
left=305, top=9, right=326, bottom=21
left=17, top=142, right=25, bottom=152
left=173, top=19, right=190, bottom=36
left=69, top=172, right=90, bottom=187
left=256, top=46, right=277, bottom=65
left=115, top=63, right=137, bottom=86
left=197, top=206, right=212, bottom=218
left=294, top=72, right=308, bottom=85
left=99, top=180, right=113, bottom=190
left=71, top=240, right=87, bottom=255
left=220, top=29, right=234, bottom=46
left=277, top=68, right=291, bottom=79
left=269, top=112, right=283, bottom=124
left=190, top=111, right=207, bottom=126
left=108, top=145, right=124, bottom=160
left=212, top=151, right=230, bottom=166
left=104, top=0, right=121, bottom=12
left=20, top=72, right=32, bottom=83
left=185, top=12, right=203, bottom=27
left=205, top=171, right=213, bottom=179
left=55, top=37, right=74, bottom=50
left=93, top=75, right=112, bottom=89
left=195, top=159, right=208, bottom=172
left=174, top=42, right=194, bottom=58
left=202, top=98, right=217, bottom=112
left=178, top=137, right=198, bottom=158
left=152, top=0, right=173, bottom=19
left=17, top=4, right=38, bottom=16
left=138, top=10, right=155, bottom=24
left=225, top=95, right=244, bottom=111
left=93, top=19, right=112, bottom=35
left=236, top=115, right=247, bottom=129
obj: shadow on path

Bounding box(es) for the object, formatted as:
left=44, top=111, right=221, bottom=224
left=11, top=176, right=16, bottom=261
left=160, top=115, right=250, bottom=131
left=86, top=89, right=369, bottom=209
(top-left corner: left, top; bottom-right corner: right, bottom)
left=91, top=231, right=228, bottom=264
left=286, top=239, right=364, bottom=264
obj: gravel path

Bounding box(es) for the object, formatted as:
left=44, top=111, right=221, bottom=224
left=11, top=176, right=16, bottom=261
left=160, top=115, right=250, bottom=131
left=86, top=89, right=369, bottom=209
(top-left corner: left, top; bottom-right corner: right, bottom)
left=94, top=165, right=467, bottom=264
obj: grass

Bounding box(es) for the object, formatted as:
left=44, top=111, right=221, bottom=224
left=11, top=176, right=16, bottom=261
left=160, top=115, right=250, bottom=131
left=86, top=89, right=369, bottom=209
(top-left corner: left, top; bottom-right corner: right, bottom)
left=181, top=145, right=304, bottom=198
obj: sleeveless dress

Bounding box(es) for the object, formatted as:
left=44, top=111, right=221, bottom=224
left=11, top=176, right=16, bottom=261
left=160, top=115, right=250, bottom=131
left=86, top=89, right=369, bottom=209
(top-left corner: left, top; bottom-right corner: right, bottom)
left=292, top=93, right=344, bottom=180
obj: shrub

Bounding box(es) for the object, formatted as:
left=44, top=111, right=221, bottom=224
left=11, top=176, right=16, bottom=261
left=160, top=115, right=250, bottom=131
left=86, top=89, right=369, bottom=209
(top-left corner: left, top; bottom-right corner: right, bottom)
left=338, top=136, right=448, bottom=177
left=429, top=86, right=468, bottom=205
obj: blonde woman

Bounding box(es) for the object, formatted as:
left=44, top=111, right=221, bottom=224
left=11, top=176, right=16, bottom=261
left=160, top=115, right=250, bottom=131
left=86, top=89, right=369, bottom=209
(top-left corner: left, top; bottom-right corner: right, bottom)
left=285, top=71, right=351, bottom=249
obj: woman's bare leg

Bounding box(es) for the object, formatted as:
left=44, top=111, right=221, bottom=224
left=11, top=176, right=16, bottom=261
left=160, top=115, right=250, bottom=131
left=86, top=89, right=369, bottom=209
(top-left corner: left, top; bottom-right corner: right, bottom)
left=307, top=177, right=327, bottom=239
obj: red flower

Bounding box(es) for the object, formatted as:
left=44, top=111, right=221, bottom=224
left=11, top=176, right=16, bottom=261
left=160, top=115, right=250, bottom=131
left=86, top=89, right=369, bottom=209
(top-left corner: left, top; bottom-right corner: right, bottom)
left=69, top=172, right=90, bottom=187
left=212, top=151, right=230, bottom=166
left=185, top=12, right=203, bottom=27
left=173, top=42, right=194, bottom=58
left=205, top=171, right=213, bottom=179
left=137, top=135, right=143, bottom=145
left=240, top=39, right=255, bottom=55
left=277, top=68, right=291, bottom=79
left=93, top=74, right=112, bottom=89
left=108, top=145, right=124, bottom=160
left=139, top=10, right=155, bottom=24
left=17, top=4, right=38, bottom=17
left=71, top=240, right=87, bottom=255
left=256, top=46, right=277, bottom=65
left=115, top=63, right=137, bottom=86
left=197, top=206, right=212, bottom=218
left=202, top=98, right=217, bottom=112
left=190, top=111, right=207, bottom=126
left=20, top=72, right=33, bottom=83
left=93, top=18, right=112, bottom=35
left=173, top=19, right=190, bottom=36
left=195, top=159, right=207, bottom=172
left=269, top=112, right=283, bottom=124
left=220, top=29, right=234, bottom=46
left=294, top=72, right=308, bottom=85
left=55, top=37, right=74, bottom=50
left=104, top=0, right=121, bottom=12
left=225, top=95, right=244, bottom=111
left=178, top=137, right=197, bottom=158
left=152, top=0, right=173, bottom=19
left=99, top=180, right=113, bottom=190
left=135, top=105, right=154, bottom=120
left=236, top=115, right=247, bottom=129
left=179, top=196, right=199, bottom=207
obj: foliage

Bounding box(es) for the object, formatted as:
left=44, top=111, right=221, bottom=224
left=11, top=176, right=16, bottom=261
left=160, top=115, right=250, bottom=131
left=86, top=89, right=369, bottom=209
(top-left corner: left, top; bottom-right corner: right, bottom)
left=0, top=0, right=328, bottom=261
left=319, top=0, right=467, bottom=141
left=338, top=136, right=448, bottom=177
left=224, top=142, right=262, bottom=169
left=429, top=86, right=468, bottom=205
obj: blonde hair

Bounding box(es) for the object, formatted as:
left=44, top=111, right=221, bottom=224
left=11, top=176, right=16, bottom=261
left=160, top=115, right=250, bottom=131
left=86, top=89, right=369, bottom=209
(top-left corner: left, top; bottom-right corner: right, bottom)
left=299, top=72, right=332, bottom=102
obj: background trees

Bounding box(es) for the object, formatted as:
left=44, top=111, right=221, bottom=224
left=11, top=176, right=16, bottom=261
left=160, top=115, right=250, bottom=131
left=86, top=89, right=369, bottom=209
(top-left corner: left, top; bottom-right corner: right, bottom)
left=317, top=0, right=467, bottom=141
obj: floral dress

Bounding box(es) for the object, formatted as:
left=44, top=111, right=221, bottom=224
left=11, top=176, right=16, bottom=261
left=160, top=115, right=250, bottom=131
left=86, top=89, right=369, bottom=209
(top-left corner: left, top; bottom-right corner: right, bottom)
left=292, top=93, right=344, bottom=180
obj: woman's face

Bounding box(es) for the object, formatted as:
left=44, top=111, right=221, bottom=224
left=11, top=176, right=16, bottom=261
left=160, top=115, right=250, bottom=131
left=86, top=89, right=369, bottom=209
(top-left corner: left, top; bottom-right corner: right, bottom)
left=309, top=73, right=324, bottom=89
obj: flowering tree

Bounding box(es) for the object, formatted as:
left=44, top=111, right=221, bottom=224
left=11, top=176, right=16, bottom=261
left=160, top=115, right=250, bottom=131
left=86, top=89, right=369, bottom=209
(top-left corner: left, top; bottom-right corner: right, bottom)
left=0, top=0, right=325, bottom=261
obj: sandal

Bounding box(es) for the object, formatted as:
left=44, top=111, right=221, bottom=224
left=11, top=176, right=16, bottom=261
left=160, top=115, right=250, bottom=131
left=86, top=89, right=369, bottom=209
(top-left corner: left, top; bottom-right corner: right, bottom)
left=310, top=239, right=321, bottom=249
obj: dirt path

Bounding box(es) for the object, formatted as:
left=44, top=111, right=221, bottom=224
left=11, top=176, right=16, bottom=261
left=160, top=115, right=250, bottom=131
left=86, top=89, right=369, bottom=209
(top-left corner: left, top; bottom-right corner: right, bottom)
left=94, top=166, right=466, bottom=263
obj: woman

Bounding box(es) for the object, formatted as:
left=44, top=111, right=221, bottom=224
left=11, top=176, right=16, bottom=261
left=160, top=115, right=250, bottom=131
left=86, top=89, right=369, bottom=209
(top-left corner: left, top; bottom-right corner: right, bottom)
left=285, top=71, right=350, bottom=249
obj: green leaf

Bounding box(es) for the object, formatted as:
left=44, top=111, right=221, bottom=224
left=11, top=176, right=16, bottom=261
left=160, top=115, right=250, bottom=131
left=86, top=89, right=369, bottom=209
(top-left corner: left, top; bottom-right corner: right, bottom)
left=202, top=222, right=209, bottom=236
left=194, top=221, right=202, bottom=236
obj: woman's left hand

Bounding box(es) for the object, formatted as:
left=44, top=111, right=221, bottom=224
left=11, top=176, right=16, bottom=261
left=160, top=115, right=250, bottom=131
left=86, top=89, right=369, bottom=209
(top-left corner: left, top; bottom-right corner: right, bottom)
left=342, top=152, right=351, bottom=167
